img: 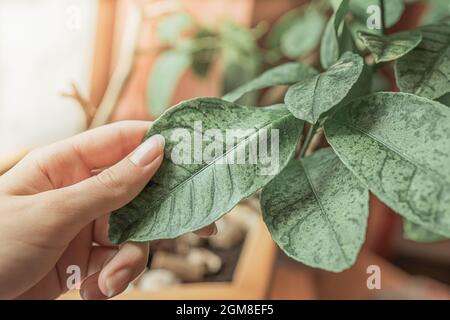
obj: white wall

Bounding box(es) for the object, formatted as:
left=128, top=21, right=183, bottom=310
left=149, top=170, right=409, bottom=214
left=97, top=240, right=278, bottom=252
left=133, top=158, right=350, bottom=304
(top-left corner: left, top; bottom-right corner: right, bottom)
left=0, top=0, right=98, bottom=157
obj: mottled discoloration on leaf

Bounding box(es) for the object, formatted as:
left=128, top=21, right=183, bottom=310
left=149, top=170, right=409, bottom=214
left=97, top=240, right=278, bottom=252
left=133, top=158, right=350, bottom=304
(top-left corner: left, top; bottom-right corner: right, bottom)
left=403, top=220, right=447, bottom=243
left=358, top=30, right=422, bottom=63
left=109, top=98, right=303, bottom=244
left=395, top=23, right=450, bottom=99
left=261, top=148, right=369, bottom=272
left=285, top=52, right=363, bottom=123
left=223, top=63, right=318, bottom=103
left=325, top=92, right=450, bottom=237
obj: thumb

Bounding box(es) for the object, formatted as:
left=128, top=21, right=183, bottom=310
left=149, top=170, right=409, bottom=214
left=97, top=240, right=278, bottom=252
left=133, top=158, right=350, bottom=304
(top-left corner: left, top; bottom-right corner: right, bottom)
left=42, top=134, right=165, bottom=228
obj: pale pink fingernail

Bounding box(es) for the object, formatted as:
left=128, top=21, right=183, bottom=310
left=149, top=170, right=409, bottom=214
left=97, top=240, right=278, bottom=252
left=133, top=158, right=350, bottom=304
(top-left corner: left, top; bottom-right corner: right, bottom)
left=129, top=134, right=165, bottom=167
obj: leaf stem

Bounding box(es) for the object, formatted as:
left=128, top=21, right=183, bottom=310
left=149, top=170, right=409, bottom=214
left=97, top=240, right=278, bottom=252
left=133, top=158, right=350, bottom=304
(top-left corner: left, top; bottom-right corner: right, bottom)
left=300, top=123, right=317, bottom=158
left=379, top=0, right=386, bottom=34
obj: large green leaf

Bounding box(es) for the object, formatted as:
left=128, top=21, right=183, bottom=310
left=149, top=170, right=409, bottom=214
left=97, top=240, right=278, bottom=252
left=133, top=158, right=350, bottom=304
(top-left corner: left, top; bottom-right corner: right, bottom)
left=109, top=98, right=303, bottom=244
left=403, top=220, right=447, bottom=243
left=223, top=63, right=318, bottom=103
left=261, top=148, right=369, bottom=272
left=285, top=52, right=363, bottom=123
left=147, top=50, right=191, bottom=117
left=395, top=23, right=450, bottom=100
left=324, top=92, right=450, bottom=237
left=350, top=0, right=405, bottom=28
left=358, top=30, right=422, bottom=63
left=280, top=9, right=326, bottom=59
left=320, top=0, right=350, bottom=69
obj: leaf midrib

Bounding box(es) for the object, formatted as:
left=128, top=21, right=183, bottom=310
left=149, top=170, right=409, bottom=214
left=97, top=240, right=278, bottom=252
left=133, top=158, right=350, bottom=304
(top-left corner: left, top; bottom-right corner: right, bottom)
left=148, top=111, right=297, bottom=212
left=412, top=27, right=450, bottom=96
left=327, top=118, right=446, bottom=182
left=301, top=159, right=351, bottom=266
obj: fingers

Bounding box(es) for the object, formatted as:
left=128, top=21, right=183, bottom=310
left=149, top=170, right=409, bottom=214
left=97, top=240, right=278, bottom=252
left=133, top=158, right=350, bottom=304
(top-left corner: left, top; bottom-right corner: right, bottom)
left=45, top=121, right=153, bottom=171
left=0, top=121, right=153, bottom=193
left=194, top=223, right=218, bottom=238
left=80, top=272, right=107, bottom=300
left=98, top=242, right=149, bottom=298
left=79, top=246, right=117, bottom=300
left=35, top=134, right=165, bottom=230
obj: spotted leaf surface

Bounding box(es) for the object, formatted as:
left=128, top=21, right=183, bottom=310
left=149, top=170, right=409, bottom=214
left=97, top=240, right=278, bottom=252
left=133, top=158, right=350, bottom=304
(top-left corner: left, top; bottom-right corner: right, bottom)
left=109, top=98, right=303, bottom=244
left=325, top=92, right=450, bottom=237
left=285, top=52, right=363, bottom=123
left=403, top=220, right=447, bottom=243
left=358, top=30, right=422, bottom=63
left=261, top=148, right=369, bottom=272
left=395, top=23, right=450, bottom=99
left=223, top=63, right=318, bottom=103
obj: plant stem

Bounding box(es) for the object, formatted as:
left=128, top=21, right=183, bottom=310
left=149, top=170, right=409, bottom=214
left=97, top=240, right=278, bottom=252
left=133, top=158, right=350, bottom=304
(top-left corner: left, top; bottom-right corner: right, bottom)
left=379, top=0, right=386, bottom=34
left=300, top=123, right=317, bottom=158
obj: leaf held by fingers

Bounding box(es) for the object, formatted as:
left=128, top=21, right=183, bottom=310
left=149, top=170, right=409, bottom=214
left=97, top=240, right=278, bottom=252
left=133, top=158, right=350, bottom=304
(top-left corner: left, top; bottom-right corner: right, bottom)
left=109, top=98, right=303, bottom=244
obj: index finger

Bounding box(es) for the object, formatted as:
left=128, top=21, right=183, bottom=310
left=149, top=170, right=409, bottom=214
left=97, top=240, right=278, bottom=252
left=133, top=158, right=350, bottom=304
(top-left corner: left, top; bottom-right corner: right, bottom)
left=51, top=120, right=152, bottom=170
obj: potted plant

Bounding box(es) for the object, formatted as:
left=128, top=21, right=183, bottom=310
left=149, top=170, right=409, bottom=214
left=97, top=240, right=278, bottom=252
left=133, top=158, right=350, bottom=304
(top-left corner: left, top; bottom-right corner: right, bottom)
left=105, top=0, right=450, bottom=276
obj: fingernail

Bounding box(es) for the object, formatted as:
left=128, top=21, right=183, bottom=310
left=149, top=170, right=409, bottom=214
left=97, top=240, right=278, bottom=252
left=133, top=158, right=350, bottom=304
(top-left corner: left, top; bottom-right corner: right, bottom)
left=105, top=268, right=133, bottom=298
left=129, top=134, right=165, bottom=167
left=212, top=224, right=218, bottom=235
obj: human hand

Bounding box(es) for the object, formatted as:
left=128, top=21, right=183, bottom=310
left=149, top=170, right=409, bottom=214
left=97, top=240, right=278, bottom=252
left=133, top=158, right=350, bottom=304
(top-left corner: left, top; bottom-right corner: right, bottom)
left=0, top=121, right=216, bottom=300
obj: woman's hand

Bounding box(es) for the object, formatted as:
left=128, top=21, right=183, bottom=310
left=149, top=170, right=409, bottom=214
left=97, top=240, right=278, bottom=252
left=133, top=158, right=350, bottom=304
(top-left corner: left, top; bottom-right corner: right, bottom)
left=0, top=121, right=216, bottom=300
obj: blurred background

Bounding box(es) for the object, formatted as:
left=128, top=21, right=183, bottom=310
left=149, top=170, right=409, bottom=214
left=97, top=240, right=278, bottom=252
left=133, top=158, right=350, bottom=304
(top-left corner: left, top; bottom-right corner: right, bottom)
left=0, top=0, right=449, bottom=300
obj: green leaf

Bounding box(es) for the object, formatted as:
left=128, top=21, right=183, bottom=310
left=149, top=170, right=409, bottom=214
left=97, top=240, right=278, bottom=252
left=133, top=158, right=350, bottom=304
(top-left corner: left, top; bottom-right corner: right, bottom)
left=191, top=29, right=218, bottom=78
left=320, top=0, right=350, bottom=69
left=358, top=30, right=422, bottom=63
left=147, top=50, right=191, bottom=117
left=220, top=21, right=261, bottom=105
left=109, top=98, right=303, bottom=244
left=395, top=23, right=450, bottom=100
left=285, top=52, right=364, bottom=123
left=261, top=148, right=369, bottom=272
left=324, top=92, right=450, bottom=237
left=349, top=0, right=405, bottom=28
left=321, top=18, right=340, bottom=69
left=157, top=13, right=193, bottom=43
left=267, top=8, right=303, bottom=49
left=223, top=63, right=318, bottom=103
left=403, top=220, right=447, bottom=243
left=280, top=9, right=326, bottom=59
